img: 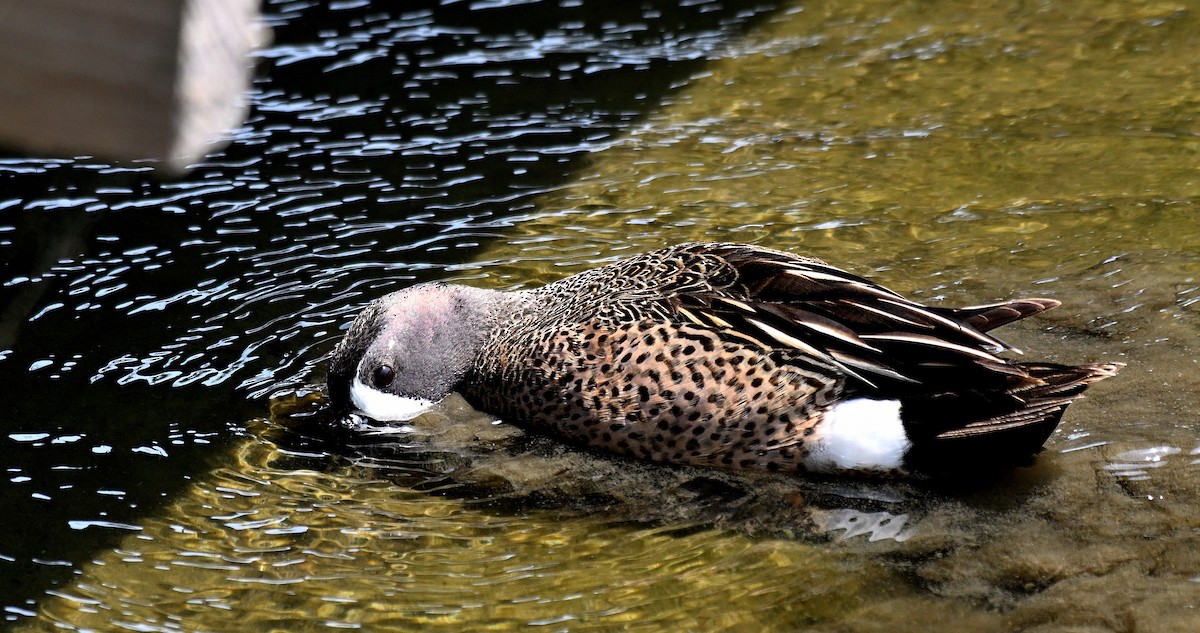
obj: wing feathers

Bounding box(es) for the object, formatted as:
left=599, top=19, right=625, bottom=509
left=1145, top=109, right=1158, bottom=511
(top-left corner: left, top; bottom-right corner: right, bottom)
left=744, top=317, right=827, bottom=358
left=828, top=350, right=920, bottom=384
left=951, top=298, right=1061, bottom=332
left=859, top=332, right=1005, bottom=363
left=664, top=244, right=1073, bottom=397
left=650, top=244, right=1118, bottom=462
left=875, top=298, right=1012, bottom=353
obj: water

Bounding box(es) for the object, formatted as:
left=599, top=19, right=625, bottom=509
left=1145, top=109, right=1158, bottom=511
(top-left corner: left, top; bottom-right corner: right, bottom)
left=3, top=0, right=1200, bottom=630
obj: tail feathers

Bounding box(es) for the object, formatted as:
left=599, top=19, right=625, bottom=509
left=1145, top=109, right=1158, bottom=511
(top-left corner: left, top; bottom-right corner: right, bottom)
left=1007, top=361, right=1122, bottom=399
left=903, top=362, right=1123, bottom=469
left=944, top=298, right=1062, bottom=333
left=934, top=362, right=1123, bottom=440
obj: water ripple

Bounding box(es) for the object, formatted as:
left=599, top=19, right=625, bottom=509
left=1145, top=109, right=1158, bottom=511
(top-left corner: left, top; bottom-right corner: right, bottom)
left=28, top=430, right=873, bottom=632
left=1, top=0, right=769, bottom=398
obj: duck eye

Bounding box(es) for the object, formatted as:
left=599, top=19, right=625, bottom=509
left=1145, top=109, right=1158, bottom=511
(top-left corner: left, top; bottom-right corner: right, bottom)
left=372, top=364, right=395, bottom=388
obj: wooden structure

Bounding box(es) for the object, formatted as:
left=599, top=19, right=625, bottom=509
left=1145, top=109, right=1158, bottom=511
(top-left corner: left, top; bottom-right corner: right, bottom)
left=0, top=0, right=264, bottom=174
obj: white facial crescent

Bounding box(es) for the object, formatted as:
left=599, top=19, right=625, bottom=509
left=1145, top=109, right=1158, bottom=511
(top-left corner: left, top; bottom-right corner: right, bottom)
left=350, top=376, right=437, bottom=421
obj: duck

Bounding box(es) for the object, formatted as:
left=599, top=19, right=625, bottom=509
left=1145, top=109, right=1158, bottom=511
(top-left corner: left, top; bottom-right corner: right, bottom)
left=326, top=242, right=1121, bottom=476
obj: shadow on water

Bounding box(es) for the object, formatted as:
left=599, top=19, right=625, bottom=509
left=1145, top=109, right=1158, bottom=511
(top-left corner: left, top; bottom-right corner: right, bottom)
left=0, top=0, right=786, bottom=622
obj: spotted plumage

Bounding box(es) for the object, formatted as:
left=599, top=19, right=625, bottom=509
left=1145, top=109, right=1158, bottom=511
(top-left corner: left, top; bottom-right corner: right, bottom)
left=326, top=242, right=1121, bottom=476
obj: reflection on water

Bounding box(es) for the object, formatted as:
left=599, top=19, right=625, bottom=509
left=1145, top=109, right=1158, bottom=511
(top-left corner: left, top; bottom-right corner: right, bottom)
left=1104, top=446, right=1183, bottom=482
left=23, top=403, right=876, bottom=632
left=810, top=508, right=915, bottom=543
left=6, top=0, right=1200, bottom=630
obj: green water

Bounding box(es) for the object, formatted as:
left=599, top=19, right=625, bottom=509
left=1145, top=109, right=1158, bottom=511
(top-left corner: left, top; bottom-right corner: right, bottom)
left=20, top=0, right=1200, bottom=631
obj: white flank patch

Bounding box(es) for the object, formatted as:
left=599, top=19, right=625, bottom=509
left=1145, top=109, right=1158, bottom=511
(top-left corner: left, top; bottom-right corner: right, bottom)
left=807, top=398, right=910, bottom=473
left=351, top=377, right=437, bottom=422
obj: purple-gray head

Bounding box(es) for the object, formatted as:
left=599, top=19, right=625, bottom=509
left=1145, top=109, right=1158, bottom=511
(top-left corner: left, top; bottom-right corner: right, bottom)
left=326, top=283, right=500, bottom=424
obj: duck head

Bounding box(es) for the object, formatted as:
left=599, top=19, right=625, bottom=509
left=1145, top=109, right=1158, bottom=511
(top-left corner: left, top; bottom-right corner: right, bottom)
left=326, top=283, right=499, bottom=423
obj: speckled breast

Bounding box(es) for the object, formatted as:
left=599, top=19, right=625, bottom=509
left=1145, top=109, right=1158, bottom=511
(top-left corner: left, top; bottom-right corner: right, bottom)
left=464, top=311, right=844, bottom=473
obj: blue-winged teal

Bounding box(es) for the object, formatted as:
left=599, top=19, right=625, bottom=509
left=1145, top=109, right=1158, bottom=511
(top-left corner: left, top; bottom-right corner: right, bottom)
left=327, top=243, right=1120, bottom=476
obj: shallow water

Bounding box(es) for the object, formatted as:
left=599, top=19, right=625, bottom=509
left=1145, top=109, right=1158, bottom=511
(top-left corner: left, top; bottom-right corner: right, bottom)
left=3, top=0, right=1200, bottom=630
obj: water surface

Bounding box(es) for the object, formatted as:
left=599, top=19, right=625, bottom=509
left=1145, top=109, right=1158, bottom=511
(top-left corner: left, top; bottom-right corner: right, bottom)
left=4, top=0, right=1200, bottom=630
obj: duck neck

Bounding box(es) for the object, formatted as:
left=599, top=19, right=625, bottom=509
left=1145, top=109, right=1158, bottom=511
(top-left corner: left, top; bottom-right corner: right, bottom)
left=451, top=283, right=531, bottom=328
left=448, top=285, right=533, bottom=403
left=445, top=283, right=531, bottom=363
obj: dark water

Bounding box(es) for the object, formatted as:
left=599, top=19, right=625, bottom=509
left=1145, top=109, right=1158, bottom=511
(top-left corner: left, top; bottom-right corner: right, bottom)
left=0, top=0, right=780, bottom=621
left=6, top=0, right=1200, bottom=631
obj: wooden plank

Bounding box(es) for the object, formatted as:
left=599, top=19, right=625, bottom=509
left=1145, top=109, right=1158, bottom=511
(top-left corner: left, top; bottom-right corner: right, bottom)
left=0, top=0, right=264, bottom=174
